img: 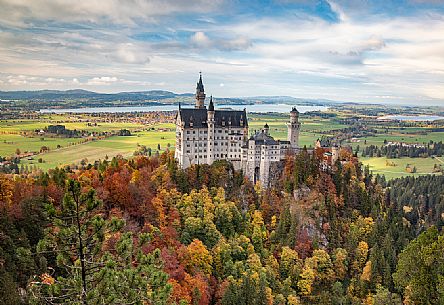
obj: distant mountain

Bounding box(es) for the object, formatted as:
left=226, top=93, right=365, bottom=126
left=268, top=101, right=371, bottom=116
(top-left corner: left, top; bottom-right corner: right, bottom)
left=0, top=89, right=193, bottom=101
left=0, top=89, right=339, bottom=109
left=243, top=96, right=338, bottom=105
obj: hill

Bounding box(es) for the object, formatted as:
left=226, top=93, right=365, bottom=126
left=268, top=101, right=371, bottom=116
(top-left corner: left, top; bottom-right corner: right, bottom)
left=0, top=89, right=338, bottom=109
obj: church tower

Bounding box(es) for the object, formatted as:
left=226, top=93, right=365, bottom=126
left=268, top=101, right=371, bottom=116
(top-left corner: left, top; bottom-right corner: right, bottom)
left=195, top=73, right=206, bottom=109
left=287, top=107, right=301, bottom=149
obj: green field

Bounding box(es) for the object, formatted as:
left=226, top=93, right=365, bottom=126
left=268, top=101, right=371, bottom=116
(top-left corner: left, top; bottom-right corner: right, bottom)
left=0, top=120, right=145, bottom=133
left=21, top=130, right=176, bottom=170
left=348, top=132, right=444, bottom=149
left=0, top=134, right=80, bottom=156
left=0, top=116, right=150, bottom=157
left=12, top=114, right=337, bottom=170
left=3, top=112, right=443, bottom=179
left=361, top=156, right=442, bottom=180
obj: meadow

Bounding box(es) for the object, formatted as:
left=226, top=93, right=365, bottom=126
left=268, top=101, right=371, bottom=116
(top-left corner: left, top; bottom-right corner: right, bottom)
left=20, top=129, right=176, bottom=171
left=360, top=156, right=441, bottom=180
left=2, top=112, right=443, bottom=179
left=347, top=132, right=444, bottom=148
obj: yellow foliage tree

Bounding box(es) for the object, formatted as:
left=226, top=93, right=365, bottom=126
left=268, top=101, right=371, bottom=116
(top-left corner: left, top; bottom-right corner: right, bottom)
left=360, top=261, right=372, bottom=282
left=280, top=246, right=302, bottom=281
left=184, top=239, right=213, bottom=276
left=332, top=248, right=348, bottom=280
left=352, top=241, right=369, bottom=275
left=0, top=175, right=13, bottom=208
left=287, top=294, right=302, bottom=305
left=298, top=266, right=315, bottom=296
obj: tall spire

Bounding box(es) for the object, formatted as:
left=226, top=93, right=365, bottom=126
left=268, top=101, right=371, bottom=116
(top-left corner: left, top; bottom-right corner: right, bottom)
left=208, top=95, right=214, bottom=111
left=195, top=72, right=206, bottom=109
left=196, top=71, right=204, bottom=92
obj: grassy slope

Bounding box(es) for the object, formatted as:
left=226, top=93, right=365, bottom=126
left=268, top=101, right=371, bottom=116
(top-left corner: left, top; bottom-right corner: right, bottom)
left=21, top=130, right=175, bottom=170
left=0, top=134, right=77, bottom=156
left=361, top=156, right=442, bottom=180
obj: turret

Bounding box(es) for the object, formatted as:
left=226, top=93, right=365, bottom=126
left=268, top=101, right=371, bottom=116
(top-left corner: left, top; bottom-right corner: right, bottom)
left=263, top=123, right=269, bottom=135
left=287, top=107, right=301, bottom=149
left=195, top=72, right=206, bottom=109
left=208, top=95, right=215, bottom=118
left=331, top=145, right=339, bottom=164
left=290, top=107, right=299, bottom=123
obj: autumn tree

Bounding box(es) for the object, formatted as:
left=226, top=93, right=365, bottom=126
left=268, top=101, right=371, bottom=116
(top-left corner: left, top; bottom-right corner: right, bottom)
left=31, top=179, right=173, bottom=305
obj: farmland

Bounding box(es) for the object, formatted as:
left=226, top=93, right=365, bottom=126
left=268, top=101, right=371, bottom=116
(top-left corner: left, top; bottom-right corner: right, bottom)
left=360, top=156, right=441, bottom=180
left=1, top=109, right=443, bottom=179
left=21, top=129, right=175, bottom=171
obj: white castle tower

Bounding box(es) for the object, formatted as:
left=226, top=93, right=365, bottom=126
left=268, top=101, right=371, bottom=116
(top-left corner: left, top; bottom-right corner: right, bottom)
left=287, top=107, right=301, bottom=149
left=195, top=72, right=206, bottom=109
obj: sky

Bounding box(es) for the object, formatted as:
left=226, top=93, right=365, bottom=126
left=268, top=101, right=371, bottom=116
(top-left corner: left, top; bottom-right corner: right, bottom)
left=0, top=0, right=444, bottom=105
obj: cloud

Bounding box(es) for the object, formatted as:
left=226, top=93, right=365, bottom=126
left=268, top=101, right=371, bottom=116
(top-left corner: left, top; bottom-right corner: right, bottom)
left=115, top=43, right=150, bottom=64
left=0, top=0, right=443, bottom=104
left=190, top=31, right=252, bottom=51
left=2, top=75, right=80, bottom=87
left=46, top=77, right=66, bottom=83
left=423, top=85, right=444, bottom=99
left=86, top=76, right=119, bottom=86
left=190, top=32, right=212, bottom=48
left=0, top=0, right=225, bottom=27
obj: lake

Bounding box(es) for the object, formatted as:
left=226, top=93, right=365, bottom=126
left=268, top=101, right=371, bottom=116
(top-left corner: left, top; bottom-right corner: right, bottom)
left=39, top=104, right=328, bottom=114
left=378, top=115, right=444, bottom=121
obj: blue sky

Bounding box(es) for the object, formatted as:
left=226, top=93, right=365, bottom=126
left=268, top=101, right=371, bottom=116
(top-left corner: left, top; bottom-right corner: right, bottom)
left=0, top=0, right=443, bottom=105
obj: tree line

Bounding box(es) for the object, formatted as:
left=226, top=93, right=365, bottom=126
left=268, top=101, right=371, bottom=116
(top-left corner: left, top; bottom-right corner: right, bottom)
left=361, top=141, right=444, bottom=158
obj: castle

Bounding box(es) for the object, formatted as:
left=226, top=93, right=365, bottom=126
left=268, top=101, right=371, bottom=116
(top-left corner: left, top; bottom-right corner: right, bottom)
left=175, top=74, right=301, bottom=187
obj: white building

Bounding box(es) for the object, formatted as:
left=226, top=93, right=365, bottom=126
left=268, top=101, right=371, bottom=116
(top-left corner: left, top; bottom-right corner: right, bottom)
left=175, top=74, right=301, bottom=187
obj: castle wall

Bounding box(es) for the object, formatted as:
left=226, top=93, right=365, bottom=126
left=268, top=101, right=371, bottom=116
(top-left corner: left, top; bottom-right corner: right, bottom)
left=178, top=125, right=246, bottom=169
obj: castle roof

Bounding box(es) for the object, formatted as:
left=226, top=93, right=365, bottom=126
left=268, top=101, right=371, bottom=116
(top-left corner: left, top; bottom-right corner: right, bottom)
left=208, top=96, right=214, bottom=111
left=178, top=108, right=247, bottom=128
left=249, top=130, right=291, bottom=146
left=252, top=130, right=278, bottom=145
left=196, top=73, right=204, bottom=92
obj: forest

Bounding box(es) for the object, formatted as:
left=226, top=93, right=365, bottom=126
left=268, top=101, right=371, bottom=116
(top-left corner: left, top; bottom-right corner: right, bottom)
left=361, top=141, right=444, bottom=158
left=1, top=149, right=444, bottom=305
